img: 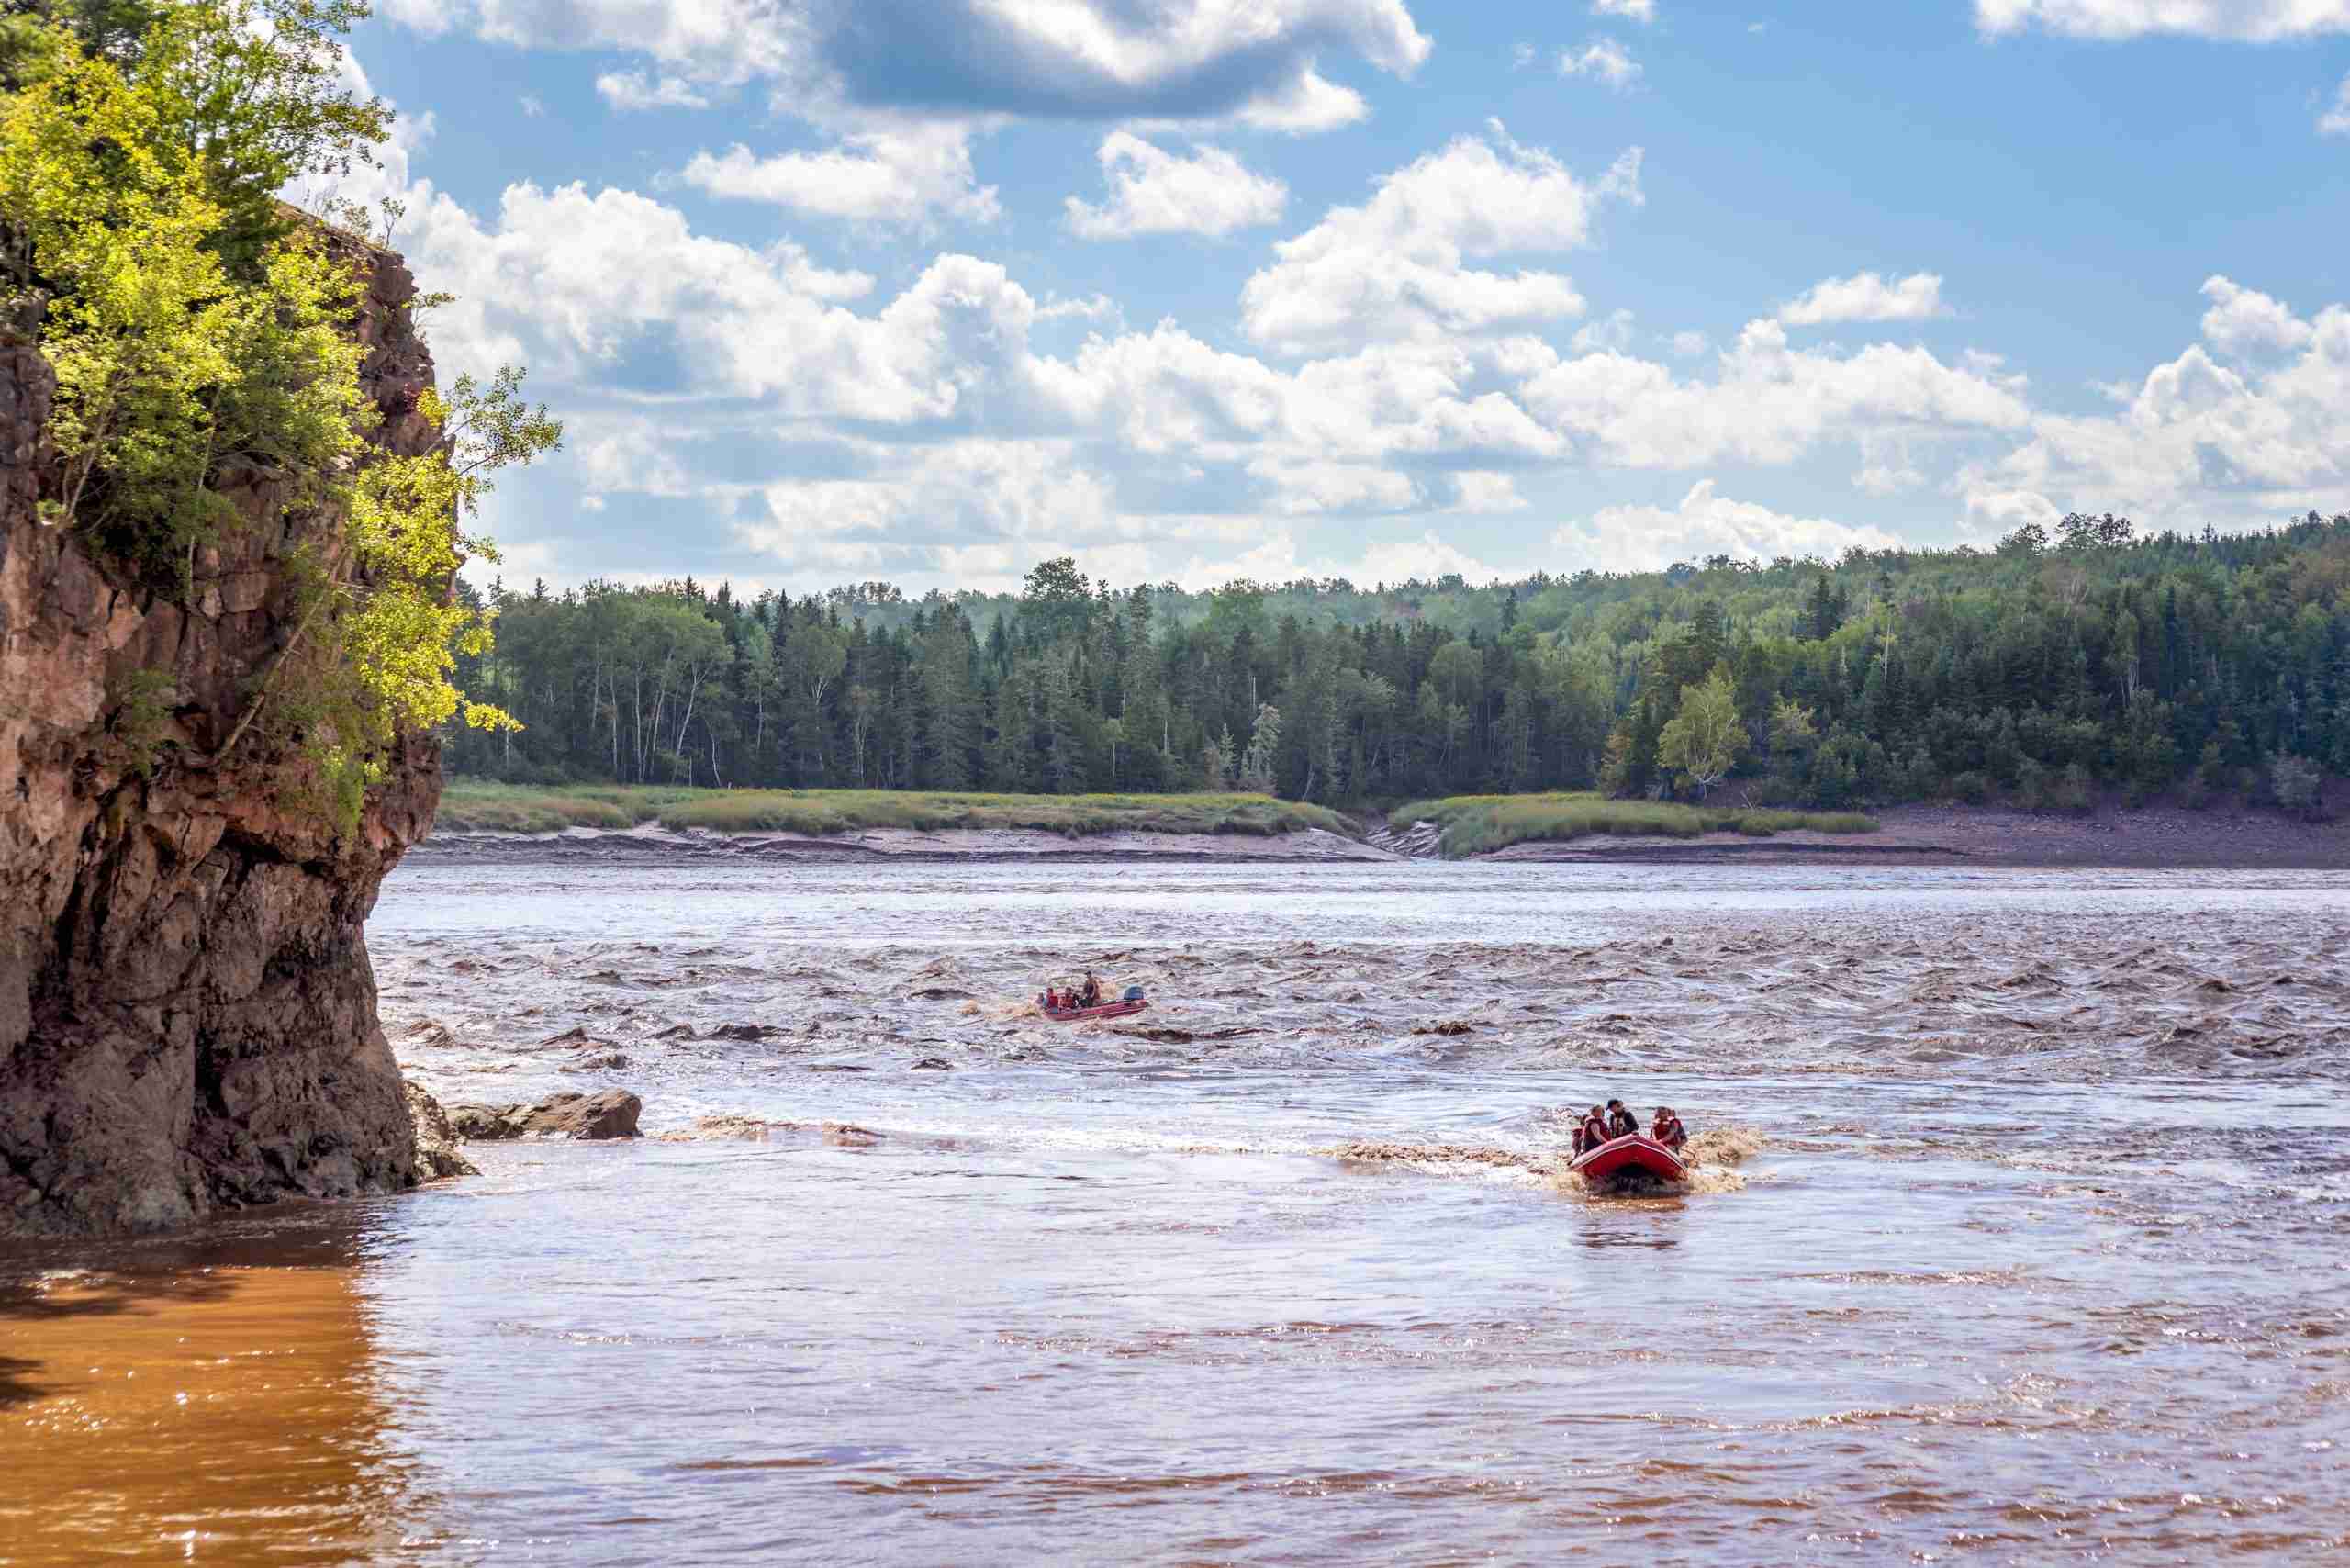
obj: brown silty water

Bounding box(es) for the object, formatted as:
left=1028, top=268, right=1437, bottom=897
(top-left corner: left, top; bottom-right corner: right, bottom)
left=5, top=862, right=2347, bottom=1563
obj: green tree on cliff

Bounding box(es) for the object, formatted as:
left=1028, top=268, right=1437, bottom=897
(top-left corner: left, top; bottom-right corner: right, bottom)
left=0, top=2, right=560, bottom=819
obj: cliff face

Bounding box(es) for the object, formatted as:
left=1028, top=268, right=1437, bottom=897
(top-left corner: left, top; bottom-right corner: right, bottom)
left=0, top=240, right=442, bottom=1236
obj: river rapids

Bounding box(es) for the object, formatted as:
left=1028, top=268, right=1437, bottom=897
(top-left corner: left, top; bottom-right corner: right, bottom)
left=3, top=861, right=2345, bottom=1564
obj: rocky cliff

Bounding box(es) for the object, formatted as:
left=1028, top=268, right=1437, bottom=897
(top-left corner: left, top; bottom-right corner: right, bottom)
left=1, top=237, right=443, bottom=1236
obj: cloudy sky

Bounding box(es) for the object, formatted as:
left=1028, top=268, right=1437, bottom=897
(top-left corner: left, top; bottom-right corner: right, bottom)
left=330, top=0, right=2350, bottom=595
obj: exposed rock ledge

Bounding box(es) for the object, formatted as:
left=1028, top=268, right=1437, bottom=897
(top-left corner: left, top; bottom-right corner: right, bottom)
left=407, top=1081, right=477, bottom=1181
left=446, top=1090, right=642, bottom=1142
left=1, top=239, right=446, bottom=1237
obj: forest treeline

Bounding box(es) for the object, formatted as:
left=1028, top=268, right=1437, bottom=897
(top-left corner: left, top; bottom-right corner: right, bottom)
left=443, top=510, right=2350, bottom=812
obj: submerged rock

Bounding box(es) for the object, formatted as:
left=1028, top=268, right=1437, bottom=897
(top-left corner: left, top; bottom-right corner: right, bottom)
left=447, top=1089, right=642, bottom=1142
left=1112, top=1025, right=1266, bottom=1044
left=655, top=1114, right=883, bottom=1146
left=656, top=1114, right=783, bottom=1142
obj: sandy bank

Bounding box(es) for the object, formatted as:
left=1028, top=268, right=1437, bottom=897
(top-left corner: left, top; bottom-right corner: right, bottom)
left=1475, top=803, right=2350, bottom=868
left=410, top=822, right=1397, bottom=863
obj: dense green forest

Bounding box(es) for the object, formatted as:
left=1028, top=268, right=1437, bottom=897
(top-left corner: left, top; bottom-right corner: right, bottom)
left=443, top=510, right=2350, bottom=812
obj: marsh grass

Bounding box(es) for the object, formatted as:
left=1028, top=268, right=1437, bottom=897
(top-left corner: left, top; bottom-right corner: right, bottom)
left=434, top=779, right=1351, bottom=838
left=1387, top=791, right=1877, bottom=858
left=431, top=781, right=685, bottom=832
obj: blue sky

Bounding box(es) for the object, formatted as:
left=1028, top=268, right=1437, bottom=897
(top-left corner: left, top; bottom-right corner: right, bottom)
left=326, top=0, right=2350, bottom=596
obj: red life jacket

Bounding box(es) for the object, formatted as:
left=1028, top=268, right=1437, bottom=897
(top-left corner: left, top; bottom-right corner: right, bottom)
left=1655, top=1115, right=1685, bottom=1147
left=1581, top=1115, right=1610, bottom=1149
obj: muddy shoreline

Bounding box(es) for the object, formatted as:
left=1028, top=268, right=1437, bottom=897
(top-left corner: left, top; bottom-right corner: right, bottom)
left=409, top=802, right=2350, bottom=868
left=1483, top=803, right=2350, bottom=868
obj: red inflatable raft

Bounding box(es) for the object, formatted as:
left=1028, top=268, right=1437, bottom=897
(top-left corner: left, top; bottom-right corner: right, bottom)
left=1039, top=998, right=1148, bottom=1023
left=1570, top=1134, right=1688, bottom=1184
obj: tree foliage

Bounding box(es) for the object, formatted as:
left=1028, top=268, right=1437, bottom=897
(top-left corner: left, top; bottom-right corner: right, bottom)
left=0, top=3, right=559, bottom=819
left=1657, top=666, right=1741, bottom=798
left=443, top=519, right=2350, bottom=818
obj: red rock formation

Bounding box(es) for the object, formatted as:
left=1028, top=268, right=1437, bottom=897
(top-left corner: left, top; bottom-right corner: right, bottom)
left=1, top=240, right=449, bottom=1235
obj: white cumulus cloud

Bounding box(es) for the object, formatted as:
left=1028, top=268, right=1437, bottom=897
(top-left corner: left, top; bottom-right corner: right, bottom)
left=401, top=180, right=1038, bottom=420
left=1065, top=134, right=1287, bottom=239
left=1963, top=487, right=2062, bottom=536
left=1778, top=271, right=1948, bottom=326
left=595, top=70, right=712, bottom=110
left=1572, top=308, right=1638, bottom=353
left=742, top=441, right=1118, bottom=561
left=1556, top=480, right=1903, bottom=570
left=1357, top=530, right=1501, bottom=583
left=1240, top=127, right=1642, bottom=353
left=681, top=124, right=1001, bottom=227
left=1251, top=459, right=1421, bottom=515
left=398, top=0, right=798, bottom=86
left=2322, top=73, right=2350, bottom=134
left=1966, top=288, right=2350, bottom=524
left=1450, top=471, right=1530, bottom=511
left=1516, top=317, right=2030, bottom=468
left=2199, top=275, right=2314, bottom=356
left=1560, top=38, right=1642, bottom=89
left=384, top=0, right=1430, bottom=131
left=1975, top=0, right=2350, bottom=38
left=1593, top=0, right=1658, bottom=20
left=1853, top=431, right=1925, bottom=494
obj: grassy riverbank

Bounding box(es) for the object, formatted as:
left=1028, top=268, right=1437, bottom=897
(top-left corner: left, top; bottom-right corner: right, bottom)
left=433, top=780, right=1353, bottom=838
left=1388, top=792, right=1877, bottom=857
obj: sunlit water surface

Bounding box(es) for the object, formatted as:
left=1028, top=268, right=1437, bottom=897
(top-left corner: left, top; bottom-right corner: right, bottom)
left=6, top=862, right=2348, bottom=1564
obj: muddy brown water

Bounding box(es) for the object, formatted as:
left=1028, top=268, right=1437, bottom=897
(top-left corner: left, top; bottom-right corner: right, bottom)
left=5, top=863, right=2348, bottom=1564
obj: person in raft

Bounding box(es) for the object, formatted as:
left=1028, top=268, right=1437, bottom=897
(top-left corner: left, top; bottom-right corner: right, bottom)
left=1079, top=972, right=1103, bottom=1008
left=1651, top=1107, right=1688, bottom=1151
left=1606, top=1099, right=1639, bottom=1139
left=1573, top=1104, right=1612, bottom=1157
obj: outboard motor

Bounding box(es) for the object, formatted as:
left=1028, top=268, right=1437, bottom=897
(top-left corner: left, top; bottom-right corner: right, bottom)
left=1123, top=984, right=1145, bottom=1002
